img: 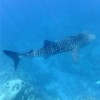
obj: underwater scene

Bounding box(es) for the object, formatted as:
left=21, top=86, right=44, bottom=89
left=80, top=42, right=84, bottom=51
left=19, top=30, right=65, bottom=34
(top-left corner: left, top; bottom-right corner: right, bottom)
left=0, top=0, right=100, bottom=100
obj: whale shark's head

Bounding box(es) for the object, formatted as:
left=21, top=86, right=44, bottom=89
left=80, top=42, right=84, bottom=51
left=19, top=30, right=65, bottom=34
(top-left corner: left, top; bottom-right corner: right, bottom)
left=86, top=33, right=96, bottom=42
left=77, top=32, right=96, bottom=47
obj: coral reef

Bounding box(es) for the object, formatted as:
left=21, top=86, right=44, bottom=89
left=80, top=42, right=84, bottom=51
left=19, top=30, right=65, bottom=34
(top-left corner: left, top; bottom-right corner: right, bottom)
left=0, top=79, right=61, bottom=100
left=0, top=79, right=26, bottom=100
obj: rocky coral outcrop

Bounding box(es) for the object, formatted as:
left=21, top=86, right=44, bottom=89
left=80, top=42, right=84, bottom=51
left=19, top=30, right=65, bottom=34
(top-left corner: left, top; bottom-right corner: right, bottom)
left=0, top=79, right=61, bottom=100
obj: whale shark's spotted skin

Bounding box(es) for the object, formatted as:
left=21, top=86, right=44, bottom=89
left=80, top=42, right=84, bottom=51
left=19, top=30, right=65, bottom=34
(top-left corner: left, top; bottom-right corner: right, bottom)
left=3, top=32, right=96, bottom=70
left=25, top=33, right=95, bottom=59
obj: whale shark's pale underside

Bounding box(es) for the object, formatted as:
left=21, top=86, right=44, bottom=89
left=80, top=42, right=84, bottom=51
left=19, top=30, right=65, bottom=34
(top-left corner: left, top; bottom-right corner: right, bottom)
left=3, top=32, right=96, bottom=70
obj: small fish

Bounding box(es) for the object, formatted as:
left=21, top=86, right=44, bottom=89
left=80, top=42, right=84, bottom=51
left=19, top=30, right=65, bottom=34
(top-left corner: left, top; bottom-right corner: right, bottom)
left=3, top=32, right=96, bottom=70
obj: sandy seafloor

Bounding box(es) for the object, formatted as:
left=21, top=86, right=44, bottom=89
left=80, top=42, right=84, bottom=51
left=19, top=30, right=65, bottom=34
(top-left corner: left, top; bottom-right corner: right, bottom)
left=0, top=0, right=100, bottom=100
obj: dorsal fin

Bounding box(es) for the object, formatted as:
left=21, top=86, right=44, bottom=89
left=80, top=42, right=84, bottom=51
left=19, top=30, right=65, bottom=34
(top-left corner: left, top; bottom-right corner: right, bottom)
left=44, top=40, right=55, bottom=47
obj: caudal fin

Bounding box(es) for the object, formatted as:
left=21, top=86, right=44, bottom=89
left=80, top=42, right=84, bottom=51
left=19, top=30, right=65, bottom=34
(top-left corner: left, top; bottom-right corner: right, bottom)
left=3, top=50, right=20, bottom=70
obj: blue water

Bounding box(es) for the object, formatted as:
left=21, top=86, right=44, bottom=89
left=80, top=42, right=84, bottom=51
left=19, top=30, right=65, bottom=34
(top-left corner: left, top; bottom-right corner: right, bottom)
left=0, top=0, right=100, bottom=99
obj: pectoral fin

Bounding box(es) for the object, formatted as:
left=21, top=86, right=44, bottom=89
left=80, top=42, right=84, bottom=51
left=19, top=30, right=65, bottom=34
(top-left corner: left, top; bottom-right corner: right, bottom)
left=72, top=47, right=79, bottom=63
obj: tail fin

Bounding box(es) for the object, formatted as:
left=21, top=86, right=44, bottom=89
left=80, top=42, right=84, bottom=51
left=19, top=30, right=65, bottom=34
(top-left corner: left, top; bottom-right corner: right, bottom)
left=3, top=50, right=20, bottom=70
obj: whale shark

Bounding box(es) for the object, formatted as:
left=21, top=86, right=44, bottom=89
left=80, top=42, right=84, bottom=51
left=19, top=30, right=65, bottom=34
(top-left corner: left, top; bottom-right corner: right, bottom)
left=3, top=32, right=96, bottom=70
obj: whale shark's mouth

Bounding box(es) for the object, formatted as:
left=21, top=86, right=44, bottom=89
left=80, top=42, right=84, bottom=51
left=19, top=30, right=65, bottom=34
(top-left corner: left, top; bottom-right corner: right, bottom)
left=88, top=33, right=96, bottom=41
left=78, top=32, right=96, bottom=42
